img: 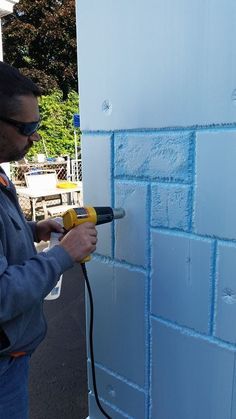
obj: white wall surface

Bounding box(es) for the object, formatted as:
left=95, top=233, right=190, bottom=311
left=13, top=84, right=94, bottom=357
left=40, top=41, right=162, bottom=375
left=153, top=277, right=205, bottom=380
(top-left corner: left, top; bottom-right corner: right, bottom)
left=77, top=0, right=236, bottom=131
left=77, top=1, right=236, bottom=418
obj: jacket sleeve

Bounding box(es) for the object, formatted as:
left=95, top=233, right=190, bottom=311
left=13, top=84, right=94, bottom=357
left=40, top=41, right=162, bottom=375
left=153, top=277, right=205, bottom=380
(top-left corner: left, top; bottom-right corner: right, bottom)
left=0, top=243, right=74, bottom=323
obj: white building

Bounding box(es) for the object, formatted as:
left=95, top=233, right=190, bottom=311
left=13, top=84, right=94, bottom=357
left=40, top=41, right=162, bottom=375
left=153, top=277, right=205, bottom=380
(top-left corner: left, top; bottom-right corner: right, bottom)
left=0, top=0, right=18, bottom=60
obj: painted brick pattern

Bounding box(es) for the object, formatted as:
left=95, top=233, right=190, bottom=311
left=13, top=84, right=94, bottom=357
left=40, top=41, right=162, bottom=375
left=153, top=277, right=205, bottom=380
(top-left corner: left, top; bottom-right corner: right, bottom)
left=151, top=183, right=191, bottom=230
left=86, top=261, right=146, bottom=387
left=151, top=319, right=235, bottom=419
left=115, top=181, right=148, bottom=267
left=84, top=129, right=236, bottom=419
left=151, top=231, right=212, bottom=334
left=115, top=132, right=193, bottom=182
left=214, top=242, right=236, bottom=344
left=194, top=131, right=236, bottom=240
left=88, top=362, right=146, bottom=418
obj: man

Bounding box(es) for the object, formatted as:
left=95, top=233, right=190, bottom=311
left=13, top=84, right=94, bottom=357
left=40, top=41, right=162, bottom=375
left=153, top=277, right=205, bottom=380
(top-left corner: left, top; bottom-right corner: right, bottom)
left=0, top=62, right=97, bottom=419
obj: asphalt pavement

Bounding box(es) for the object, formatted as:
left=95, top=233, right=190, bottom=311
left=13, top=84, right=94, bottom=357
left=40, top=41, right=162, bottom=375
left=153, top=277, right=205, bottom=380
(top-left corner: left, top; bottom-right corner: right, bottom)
left=29, top=263, right=88, bottom=419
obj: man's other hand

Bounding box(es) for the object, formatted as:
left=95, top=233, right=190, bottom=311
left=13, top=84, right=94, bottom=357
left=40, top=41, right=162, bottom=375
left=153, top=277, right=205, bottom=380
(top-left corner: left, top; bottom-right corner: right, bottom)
left=36, top=219, right=64, bottom=242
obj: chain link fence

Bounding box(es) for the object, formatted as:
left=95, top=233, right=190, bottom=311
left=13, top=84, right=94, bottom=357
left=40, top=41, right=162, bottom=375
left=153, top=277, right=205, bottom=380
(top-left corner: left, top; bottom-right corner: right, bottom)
left=70, top=159, right=83, bottom=182
left=10, top=160, right=82, bottom=186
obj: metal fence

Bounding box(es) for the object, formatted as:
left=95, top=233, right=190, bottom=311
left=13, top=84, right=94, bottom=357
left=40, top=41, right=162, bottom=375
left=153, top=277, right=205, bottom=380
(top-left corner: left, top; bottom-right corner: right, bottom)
left=70, top=159, right=83, bottom=182
left=10, top=159, right=82, bottom=186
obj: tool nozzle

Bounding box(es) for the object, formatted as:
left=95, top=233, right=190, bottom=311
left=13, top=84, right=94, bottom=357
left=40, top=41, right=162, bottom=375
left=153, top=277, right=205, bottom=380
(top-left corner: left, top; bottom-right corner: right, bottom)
left=113, top=208, right=125, bottom=219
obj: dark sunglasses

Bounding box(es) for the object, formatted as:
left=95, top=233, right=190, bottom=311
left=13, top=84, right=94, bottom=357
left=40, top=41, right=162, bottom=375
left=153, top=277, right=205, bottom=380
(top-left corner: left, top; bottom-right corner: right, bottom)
left=0, top=116, right=40, bottom=136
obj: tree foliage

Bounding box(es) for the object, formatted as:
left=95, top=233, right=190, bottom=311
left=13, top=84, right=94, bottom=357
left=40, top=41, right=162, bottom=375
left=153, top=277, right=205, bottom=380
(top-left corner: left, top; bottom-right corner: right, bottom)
left=2, top=0, right=77, bottom=99
left=27, top=90, right=80, bottom=159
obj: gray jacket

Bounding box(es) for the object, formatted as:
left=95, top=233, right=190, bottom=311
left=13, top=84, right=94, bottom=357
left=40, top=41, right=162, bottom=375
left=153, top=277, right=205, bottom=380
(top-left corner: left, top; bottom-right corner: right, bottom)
left=0, top=171, right=74, bottom=355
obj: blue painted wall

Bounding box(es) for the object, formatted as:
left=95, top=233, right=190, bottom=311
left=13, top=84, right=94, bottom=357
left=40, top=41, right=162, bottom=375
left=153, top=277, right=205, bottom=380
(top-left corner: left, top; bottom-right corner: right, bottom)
left=77, top=1, right=236, bottom=418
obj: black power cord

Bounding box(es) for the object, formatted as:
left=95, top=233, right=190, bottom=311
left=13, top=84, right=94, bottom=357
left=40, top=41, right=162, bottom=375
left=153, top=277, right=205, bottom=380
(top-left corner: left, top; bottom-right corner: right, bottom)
left=81, top=263, right=112, bottom=419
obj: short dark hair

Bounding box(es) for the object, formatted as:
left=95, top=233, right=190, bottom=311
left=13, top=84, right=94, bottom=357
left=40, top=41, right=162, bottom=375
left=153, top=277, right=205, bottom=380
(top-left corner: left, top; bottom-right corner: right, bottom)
left=0, top=62, right=41, bottom=117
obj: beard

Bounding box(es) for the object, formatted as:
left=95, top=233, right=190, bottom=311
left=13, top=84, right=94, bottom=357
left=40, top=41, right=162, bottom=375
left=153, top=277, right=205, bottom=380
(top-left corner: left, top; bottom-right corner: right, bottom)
left=0, top=125, right=36, bottom=163
left=0, top=142, right=33, bottom=163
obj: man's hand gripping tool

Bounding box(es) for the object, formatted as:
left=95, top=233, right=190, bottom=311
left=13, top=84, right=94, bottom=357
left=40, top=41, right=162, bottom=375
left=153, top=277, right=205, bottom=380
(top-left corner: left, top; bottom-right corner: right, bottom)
left=62, top=206, right=125, bottom=261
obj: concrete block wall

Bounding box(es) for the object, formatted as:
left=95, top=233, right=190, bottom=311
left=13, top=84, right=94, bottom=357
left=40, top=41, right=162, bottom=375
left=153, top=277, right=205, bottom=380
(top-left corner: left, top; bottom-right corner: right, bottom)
left=77, top=1, right=236, bottom=418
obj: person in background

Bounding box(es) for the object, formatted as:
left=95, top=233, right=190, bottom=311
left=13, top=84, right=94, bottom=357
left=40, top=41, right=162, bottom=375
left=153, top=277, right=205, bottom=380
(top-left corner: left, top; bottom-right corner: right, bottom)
left=0, top=61, right=97, bottom=419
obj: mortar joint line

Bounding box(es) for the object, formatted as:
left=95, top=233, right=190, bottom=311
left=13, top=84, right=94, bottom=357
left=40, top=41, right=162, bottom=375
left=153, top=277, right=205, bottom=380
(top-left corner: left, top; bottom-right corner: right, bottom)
left=151, top=314, right=236, bottom=351
left=189, top=131, right=196, bottom=232
left=146, top=183, right=152, bottom=419
left=82, top=122, right=236, bottom=136
left=210, top=240, right=218, bottom=336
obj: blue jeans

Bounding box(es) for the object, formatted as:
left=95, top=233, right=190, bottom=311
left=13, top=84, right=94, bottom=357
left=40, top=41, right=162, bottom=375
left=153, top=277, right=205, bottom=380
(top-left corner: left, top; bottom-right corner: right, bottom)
left=0, top=356, right=30, bottom=419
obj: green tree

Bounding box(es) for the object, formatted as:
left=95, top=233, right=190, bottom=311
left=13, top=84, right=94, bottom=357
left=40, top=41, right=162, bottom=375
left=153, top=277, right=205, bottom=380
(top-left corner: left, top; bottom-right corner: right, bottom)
left=27, top=90, right=80, bottom=159
left=2, top=0, right=77, bottom=99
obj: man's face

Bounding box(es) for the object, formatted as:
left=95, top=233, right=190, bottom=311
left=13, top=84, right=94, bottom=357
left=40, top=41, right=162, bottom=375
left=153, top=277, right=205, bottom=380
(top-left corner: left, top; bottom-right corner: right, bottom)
left=0, top=95, right=40, bottom=163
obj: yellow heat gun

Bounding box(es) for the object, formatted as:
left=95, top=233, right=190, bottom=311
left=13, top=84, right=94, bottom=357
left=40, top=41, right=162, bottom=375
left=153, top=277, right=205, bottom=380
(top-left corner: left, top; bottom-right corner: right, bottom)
left=63, top=206, right=125, bottom=261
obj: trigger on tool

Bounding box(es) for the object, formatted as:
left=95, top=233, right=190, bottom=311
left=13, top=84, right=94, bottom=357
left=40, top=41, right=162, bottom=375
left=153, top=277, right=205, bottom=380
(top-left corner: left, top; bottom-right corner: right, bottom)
left=81, top=255, right=92, bottom=263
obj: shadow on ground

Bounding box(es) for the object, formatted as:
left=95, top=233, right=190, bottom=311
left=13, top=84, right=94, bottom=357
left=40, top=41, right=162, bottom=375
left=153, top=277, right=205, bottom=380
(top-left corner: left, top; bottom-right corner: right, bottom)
left=29, top=263, right=88, bottom=419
